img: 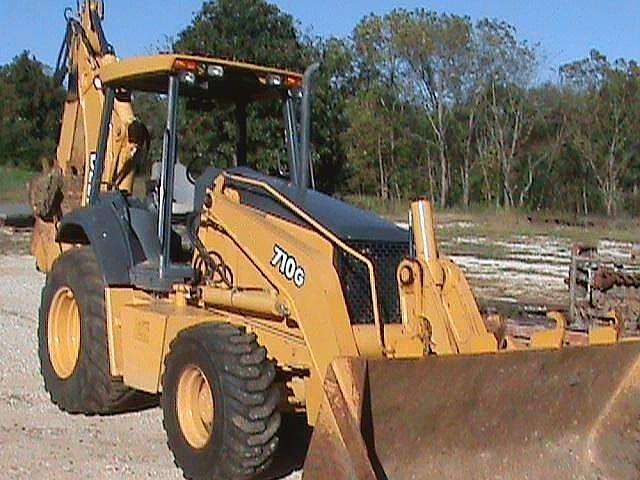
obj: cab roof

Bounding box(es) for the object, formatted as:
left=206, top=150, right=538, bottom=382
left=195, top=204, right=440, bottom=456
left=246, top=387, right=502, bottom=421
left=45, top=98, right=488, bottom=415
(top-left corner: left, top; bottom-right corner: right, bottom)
left=99, top=53, right=304, bottom=102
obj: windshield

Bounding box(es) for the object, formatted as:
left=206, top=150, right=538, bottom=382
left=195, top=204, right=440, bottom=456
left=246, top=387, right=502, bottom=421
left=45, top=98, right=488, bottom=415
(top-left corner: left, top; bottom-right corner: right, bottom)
left=131, top=83, right=301, bottom=191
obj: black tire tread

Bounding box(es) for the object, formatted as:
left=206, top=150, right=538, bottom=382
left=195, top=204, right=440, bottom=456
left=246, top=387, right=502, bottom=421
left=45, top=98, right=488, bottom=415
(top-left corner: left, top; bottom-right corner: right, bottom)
left=38, top=247, right=156, bottom=415
left=161, top=323, right=280, bottom=480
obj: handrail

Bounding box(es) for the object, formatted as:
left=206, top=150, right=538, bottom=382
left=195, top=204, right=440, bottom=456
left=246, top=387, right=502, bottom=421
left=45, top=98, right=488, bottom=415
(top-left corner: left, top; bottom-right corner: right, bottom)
left=222, top=172, right=386, bottom=351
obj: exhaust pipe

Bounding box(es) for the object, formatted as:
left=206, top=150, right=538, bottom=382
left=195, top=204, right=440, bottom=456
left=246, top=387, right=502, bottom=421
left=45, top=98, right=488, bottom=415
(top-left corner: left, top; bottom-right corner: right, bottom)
left=297, top=63, right=320, bottom=195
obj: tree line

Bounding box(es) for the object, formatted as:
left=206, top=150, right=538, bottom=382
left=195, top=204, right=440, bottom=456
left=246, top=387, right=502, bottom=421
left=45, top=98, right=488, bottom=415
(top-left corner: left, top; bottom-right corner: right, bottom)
left=1, top=0, right=639, bottom=216
left=0, top=53, right=64, bottom=172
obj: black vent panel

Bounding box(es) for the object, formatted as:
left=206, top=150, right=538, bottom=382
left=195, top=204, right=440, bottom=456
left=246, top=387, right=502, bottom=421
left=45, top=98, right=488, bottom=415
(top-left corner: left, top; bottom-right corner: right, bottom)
left=336, top=240, right=409, bottom=325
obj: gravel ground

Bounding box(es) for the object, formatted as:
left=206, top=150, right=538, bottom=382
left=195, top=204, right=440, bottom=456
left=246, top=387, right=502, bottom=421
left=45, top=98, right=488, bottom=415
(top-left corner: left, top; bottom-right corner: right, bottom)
left=0, top=252, right=301, bottom=480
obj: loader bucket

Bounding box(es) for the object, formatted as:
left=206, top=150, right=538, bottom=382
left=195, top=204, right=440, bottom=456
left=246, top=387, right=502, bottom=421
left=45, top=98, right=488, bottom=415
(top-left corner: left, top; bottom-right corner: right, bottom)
left=303, top=342, right=640, bottom=480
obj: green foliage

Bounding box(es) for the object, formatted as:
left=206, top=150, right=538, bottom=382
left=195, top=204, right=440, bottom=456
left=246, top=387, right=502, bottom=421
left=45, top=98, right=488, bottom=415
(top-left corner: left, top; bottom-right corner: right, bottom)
left=341, top=10, right=540, bottom=207
left=0, top=51, right=64, bottom=171
left=561, top=51, right=640, bottom=215
left=0, top=165, right=36, bottom=202
left=1, top=3, right=639, bottom=218
left=172, top=0, right=306, bottom=175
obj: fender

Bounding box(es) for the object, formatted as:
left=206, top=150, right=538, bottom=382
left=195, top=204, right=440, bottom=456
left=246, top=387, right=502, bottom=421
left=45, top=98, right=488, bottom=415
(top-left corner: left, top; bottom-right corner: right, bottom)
left=56, top=193, right=142, bottom=286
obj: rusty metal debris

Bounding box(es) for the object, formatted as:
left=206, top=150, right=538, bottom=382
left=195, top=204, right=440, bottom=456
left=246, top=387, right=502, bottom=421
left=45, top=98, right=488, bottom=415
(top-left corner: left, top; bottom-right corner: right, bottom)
left=568, top=244, right=640, bottom=337
left=593, top=266, right=640, bottom=290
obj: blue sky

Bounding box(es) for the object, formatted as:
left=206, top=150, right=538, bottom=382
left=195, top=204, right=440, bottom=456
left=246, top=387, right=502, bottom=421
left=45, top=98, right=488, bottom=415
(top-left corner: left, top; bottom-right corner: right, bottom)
left=1, top=1, right=638, bottom=80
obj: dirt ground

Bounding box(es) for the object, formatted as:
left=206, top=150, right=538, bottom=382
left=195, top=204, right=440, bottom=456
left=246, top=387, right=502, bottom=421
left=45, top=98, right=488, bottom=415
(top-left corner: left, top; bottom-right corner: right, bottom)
left=0, top=254, right=181, bottom=479
left=0, top=219, right=635, bottom=479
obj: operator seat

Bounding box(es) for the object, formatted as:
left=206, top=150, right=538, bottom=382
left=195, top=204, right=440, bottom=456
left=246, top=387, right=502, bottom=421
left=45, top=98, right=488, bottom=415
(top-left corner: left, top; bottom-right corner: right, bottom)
left=150, top=161, right=196, bottom=215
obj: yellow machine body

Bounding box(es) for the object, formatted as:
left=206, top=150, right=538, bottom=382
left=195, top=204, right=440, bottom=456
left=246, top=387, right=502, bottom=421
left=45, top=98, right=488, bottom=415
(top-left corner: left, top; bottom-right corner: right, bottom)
left=37, top=3, right=640, bottom=479
left=101, top=174, right=640, bottom=479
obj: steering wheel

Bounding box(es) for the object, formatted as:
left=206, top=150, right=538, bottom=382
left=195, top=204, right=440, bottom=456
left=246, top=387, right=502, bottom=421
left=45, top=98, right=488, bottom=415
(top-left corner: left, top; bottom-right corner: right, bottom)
left=186, top=156, right=201, bottom=185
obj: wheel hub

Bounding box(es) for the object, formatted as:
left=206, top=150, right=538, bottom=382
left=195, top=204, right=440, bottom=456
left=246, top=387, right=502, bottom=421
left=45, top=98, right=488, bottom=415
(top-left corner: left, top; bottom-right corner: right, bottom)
left=177, top=364, right=214, bottom=449
left=47, top=287, right=81, bottom=379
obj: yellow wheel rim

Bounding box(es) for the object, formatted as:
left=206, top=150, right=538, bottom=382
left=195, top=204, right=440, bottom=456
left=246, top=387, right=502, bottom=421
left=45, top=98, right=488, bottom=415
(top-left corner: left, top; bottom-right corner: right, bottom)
left=47, top=287, right=81, bottom=379
left=177, top=364, right=214, bottom=449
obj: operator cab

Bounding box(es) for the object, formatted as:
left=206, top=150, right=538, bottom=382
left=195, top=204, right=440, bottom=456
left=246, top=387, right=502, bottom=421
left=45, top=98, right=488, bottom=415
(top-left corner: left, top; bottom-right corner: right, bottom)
left=86, top=53, right=405, bottom=292
left=99, top=54, right=306, bottom=210
left=90, top=54, right=308, bottom=290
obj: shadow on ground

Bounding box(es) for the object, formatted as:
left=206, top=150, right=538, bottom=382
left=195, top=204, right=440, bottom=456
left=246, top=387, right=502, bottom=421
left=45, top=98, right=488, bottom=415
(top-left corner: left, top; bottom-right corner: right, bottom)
left=262, top=413, right=312, bottom=479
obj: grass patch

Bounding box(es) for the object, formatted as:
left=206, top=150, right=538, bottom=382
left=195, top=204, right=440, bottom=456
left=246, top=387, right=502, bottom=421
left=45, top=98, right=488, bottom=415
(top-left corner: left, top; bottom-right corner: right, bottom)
left=436, top=209, right=640, bottom=244
left=0, top=166, right=37, bottom=203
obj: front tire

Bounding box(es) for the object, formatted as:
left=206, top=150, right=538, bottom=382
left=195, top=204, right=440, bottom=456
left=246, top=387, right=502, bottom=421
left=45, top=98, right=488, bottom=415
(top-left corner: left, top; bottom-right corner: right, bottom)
left=162, top=323, right=280, bottom=480
left=38, top=247, right=156, bottom=414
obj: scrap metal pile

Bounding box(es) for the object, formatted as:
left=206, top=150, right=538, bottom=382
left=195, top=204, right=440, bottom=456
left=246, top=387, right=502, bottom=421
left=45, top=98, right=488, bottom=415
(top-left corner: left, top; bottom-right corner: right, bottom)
left=569, top=244, right=640, bottom=337
left=482, top=243, right=640, bottom=347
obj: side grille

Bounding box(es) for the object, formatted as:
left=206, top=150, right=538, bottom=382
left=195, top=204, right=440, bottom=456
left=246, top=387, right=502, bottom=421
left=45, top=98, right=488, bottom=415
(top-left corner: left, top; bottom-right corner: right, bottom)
left=335, top=240, right=409, bottom=325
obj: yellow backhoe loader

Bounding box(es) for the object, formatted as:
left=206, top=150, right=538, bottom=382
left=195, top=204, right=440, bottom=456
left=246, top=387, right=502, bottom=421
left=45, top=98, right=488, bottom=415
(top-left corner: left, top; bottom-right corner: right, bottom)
left=32, top=2, right=640, bottom=479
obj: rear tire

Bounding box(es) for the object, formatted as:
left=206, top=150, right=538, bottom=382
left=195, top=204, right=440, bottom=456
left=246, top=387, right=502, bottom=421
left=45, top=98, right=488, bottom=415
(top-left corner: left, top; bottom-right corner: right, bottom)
left=161, top=323, right=280, bottom=480
left=38, top=247, right=156, bottom=414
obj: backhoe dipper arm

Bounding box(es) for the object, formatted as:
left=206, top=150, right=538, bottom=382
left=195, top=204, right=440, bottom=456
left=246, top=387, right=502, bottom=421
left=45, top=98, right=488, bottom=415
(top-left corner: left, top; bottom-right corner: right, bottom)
left=31, top=1, right=149, bottom=272
left=57, top=1, right=146, bottom=204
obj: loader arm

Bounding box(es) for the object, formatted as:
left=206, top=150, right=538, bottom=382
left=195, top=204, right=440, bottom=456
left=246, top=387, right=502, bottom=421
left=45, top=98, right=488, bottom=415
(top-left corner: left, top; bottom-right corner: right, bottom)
left=302, top=199, right=640, bottom=480
left=201, top=173, right=366, bottom=421
left=193, top=175, right=640, bottom=480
